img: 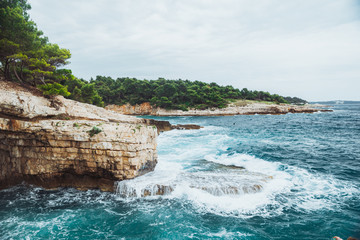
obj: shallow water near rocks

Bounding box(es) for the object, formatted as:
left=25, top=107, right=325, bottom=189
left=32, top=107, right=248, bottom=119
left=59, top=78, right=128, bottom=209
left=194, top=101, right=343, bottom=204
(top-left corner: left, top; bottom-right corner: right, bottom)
left=1, top=103, right=360, bottom=239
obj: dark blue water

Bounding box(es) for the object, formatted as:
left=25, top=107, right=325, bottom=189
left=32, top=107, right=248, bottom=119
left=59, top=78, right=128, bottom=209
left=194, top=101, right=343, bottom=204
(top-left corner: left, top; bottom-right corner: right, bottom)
left=1, top=103, right=359, bottom=239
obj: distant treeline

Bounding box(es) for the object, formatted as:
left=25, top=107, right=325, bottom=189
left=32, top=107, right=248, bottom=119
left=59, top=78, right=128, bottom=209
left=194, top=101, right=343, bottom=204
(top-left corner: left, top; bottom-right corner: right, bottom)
left=283, top=96, right=308, bottom=105
left=80, top=76, right=290, bottom=110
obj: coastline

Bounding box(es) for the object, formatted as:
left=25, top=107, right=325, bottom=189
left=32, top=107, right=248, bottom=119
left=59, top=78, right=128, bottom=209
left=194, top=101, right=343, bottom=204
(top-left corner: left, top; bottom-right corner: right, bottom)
left=106, top=101, right=333, bottom=116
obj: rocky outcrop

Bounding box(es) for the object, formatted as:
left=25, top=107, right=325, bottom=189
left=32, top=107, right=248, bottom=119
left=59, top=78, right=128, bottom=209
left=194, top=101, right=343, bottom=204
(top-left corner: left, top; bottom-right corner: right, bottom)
left=106, top=102, right=332, bottom=116
left=145, top=119, right=173, bottom=133
left=144, top=119, right=202, bottom=134
left=0, top=81, right=157, bottom=191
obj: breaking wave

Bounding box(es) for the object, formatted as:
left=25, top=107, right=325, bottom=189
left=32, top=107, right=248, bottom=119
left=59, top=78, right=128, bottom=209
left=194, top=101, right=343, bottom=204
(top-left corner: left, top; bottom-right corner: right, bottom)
left=116, top=126, right=359, bottom=217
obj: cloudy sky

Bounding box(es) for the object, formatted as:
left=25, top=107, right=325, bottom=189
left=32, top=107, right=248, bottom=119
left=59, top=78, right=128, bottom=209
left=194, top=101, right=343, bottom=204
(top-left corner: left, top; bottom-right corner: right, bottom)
left=28, top=0, right=360, bottom=101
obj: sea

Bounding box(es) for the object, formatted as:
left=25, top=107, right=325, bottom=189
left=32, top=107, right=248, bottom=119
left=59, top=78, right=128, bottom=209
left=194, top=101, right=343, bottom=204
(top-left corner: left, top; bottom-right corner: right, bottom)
left=0, top=102, right=359, bottom=240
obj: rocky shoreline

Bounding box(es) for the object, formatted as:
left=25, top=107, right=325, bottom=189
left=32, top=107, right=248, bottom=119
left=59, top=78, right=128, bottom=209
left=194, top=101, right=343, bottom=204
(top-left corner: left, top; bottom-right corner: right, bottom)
left=106, top=102, right=332, bottom=116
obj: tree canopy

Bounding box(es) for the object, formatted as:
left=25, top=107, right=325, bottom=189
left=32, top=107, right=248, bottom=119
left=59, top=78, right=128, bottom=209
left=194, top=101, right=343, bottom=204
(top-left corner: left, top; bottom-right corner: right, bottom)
left=0, top=0, right=71, bottom=85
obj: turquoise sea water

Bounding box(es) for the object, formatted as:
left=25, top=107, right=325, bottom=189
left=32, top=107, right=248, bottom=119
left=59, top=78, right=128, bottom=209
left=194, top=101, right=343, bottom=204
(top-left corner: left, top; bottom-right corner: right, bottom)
left=1, top=102, right=359, bottom=239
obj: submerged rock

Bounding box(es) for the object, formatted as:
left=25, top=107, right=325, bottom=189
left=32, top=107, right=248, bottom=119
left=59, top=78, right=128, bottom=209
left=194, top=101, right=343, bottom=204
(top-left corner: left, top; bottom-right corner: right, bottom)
left=117, top=183, right=174, bottom=197
left=116, top=170, right=271, bottom=198
left=0, top=81, right=158, bottom=192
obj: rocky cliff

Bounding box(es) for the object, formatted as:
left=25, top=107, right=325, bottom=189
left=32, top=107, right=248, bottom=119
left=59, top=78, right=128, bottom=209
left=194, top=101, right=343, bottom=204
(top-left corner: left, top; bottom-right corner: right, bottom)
left=0, top=81, right=158, bottom=191
left=106, top=101, right=332, bottom=116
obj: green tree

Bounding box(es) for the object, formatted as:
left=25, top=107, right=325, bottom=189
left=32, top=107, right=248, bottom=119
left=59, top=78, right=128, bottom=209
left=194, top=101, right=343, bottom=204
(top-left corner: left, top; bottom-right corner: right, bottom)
left=80, top=83, right=104, bottom=107
left=0, top=0, right=70, bottom=85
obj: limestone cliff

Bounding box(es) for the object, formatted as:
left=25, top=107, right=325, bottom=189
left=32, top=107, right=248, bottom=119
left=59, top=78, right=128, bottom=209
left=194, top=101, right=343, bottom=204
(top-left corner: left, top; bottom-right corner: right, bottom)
left=0, top=81, right=157, bottom=191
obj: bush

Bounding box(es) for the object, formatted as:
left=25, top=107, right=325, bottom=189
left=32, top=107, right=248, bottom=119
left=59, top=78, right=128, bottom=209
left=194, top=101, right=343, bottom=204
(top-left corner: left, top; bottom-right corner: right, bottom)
left=38, top=83, right=71, bottom=97
left=88, top=126, right=102, bottom=137
left=176, top=104, right=189, bottom=111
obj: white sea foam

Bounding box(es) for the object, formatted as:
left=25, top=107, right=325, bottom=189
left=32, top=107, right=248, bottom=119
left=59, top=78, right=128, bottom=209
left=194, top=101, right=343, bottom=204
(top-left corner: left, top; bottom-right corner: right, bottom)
left=204, top=228, right=253, bottom=238
left=203, top=152, right=359, bottom=214
left=116, top=124, right=359, bottom=217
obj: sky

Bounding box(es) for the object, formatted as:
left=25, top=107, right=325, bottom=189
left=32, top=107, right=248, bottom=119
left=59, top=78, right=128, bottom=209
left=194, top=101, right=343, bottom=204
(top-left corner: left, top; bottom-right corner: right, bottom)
left=28, top=0, right=360, bottom=101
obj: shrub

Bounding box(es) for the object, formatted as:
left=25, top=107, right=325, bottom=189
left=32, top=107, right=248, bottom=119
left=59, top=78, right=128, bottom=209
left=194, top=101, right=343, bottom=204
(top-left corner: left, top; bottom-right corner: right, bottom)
left=88, top=126, right=102, bottom=137
left=38, top=83, right=71, bottom=97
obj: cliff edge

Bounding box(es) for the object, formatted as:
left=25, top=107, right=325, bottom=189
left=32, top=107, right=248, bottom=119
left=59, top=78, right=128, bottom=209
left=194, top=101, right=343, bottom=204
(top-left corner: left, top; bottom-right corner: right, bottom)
left=0, top=81, right=158, bottom=192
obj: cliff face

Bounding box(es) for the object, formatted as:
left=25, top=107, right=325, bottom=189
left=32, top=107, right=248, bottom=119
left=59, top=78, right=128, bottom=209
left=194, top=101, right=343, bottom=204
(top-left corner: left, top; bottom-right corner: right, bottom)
left=0, top=81, right=157, bottom=191
left=106, top=102, right=331, bottom=116
left=106, top=102, right=154, bottom=115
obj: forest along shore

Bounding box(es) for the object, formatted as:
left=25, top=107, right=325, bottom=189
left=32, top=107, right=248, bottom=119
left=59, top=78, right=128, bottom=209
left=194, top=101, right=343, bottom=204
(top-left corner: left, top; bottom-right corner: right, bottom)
left=106, top=101, right=332, bottom=116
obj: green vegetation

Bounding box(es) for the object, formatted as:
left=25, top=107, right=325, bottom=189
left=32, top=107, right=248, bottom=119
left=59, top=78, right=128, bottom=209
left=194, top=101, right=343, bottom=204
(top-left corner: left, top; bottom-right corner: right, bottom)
left=38, top=82, right=70, bottom=97
left=90, top=76, right=289, bottom=110
left=0, top=0, right=70, bottom=85
left=62, top=75, right=104, bottom=107
left=0, top=0, right=307, bottom=110
left=284, top=96, right=308, bottom=105
left=88, top=126, right=102, bottom=137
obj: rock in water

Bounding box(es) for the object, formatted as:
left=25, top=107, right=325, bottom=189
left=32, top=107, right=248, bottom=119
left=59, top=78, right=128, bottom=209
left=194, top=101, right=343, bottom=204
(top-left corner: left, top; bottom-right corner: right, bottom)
left=144, top=119, right=203, bottom=134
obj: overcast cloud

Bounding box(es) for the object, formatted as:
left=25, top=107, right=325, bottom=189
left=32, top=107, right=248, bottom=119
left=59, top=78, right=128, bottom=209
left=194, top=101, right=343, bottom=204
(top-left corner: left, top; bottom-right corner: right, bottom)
left=28, top=0, right=360, bottom=101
